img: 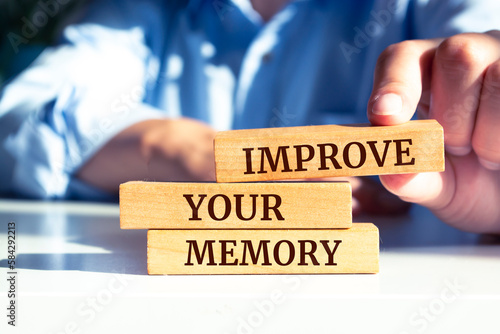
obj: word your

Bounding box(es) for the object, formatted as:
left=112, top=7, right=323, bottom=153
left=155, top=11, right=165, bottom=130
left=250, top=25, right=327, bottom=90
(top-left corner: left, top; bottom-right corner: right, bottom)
left=184, top=194, right=284, bottom=221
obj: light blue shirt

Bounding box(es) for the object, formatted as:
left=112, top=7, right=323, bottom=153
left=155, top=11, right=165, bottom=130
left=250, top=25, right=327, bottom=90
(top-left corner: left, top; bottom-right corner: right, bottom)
left=1, top=0, right=499, bottom=200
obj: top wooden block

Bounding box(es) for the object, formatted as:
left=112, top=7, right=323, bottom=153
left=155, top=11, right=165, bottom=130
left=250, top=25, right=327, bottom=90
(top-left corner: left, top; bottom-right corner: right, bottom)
left=214, top=120, right=444, bottom=182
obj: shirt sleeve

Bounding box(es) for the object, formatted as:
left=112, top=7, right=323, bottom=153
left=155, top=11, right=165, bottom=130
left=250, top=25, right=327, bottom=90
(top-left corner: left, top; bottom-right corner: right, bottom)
left=411, top=0, right=500, bottom=38
left=0, top=0, right=167, bottom=200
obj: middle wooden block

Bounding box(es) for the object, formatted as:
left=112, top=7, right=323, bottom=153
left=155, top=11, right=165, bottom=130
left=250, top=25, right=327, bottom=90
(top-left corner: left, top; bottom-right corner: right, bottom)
left=120, top=181, right=351, bottom=229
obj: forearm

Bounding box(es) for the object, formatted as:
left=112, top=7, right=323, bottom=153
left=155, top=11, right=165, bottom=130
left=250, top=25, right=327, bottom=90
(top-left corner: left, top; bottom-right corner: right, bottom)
left=76, top=118, right=216, bottom=194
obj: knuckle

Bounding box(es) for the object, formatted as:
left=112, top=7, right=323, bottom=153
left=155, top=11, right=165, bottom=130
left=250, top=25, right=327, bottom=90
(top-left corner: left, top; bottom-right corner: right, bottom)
left=485, top=29, right=500, bottom=38
left=378, top=40, right=421, bottom=64
left=436, top=35, right=484, bottom=73
left=376, top=46, right=395, bottom=66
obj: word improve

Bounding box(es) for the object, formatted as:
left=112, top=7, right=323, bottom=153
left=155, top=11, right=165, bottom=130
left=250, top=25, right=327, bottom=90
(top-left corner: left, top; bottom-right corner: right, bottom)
left=242, top=139, right=415, bottom=174
left=120, top=181, right=352, bottom=229
left=214, top=120, right=444, bottom=182
left=147, top=224, right=379, bottom=274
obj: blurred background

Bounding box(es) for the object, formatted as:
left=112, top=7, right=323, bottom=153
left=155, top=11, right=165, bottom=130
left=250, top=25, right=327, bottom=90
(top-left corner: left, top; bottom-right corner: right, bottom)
left=0, top=0, right=86, bottom=85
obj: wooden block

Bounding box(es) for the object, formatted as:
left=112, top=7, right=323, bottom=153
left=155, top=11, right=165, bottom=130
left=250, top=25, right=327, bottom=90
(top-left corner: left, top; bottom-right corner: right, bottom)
left=147, top=223, right=379, bottom=275
left=214, top=119, right=444, bottom=182
left=120, top=181, right=351, bottom=229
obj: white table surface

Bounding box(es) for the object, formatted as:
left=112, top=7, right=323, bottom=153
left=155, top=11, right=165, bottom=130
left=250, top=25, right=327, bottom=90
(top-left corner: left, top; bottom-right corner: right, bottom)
left=0, top=199, right=499, bottom=334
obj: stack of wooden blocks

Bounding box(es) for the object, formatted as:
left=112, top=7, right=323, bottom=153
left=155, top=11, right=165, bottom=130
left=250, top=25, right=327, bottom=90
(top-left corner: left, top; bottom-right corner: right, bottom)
left=120, top=120, right=444, bottom=275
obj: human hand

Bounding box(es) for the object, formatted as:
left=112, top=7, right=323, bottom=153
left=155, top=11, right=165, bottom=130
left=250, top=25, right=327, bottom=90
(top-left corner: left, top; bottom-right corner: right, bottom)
left=367, top=31, right=500, bottom=233
left=300, top=177, right=410, bottom=217
left=77, top=117, right=216, bottom=193
left=141, top=117, right=216, bottom=182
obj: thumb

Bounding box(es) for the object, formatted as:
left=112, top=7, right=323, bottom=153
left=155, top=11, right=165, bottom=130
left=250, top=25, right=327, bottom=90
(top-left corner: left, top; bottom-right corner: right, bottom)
left=379, top=158, right=454, bottom=211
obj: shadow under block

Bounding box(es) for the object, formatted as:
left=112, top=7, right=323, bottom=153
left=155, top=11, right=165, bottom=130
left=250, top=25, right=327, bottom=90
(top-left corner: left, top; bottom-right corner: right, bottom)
left=120, top=181, right=352, bottom=229
left=214, top=119, right=444, bottom=182
left=147, top=223, right=379, bottom=275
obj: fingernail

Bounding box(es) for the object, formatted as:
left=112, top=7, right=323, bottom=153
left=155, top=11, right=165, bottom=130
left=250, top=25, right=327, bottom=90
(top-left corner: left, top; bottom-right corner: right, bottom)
left=372, top=93, right=403, bottom=116
left=478, top=157, right=500, bottom=170
left=446, top=145, right=471, bottom=156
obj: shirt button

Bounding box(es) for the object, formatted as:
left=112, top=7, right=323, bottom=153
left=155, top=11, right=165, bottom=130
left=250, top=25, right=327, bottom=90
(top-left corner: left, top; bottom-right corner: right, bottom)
left=262, top=52, right=273, bottom=63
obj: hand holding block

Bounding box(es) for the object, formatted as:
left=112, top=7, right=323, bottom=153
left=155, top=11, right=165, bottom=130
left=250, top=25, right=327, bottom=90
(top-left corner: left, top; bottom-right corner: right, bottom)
left=120, top=181, right=352, bottom=229
left=214, top=119, right=444, bottom=182
left=147, top=223, right=379, bottom=275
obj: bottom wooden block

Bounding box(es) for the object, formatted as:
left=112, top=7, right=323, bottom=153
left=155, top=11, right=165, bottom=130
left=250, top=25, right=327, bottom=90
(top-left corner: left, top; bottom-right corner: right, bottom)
left=147, top=224, right=379, bottom=275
